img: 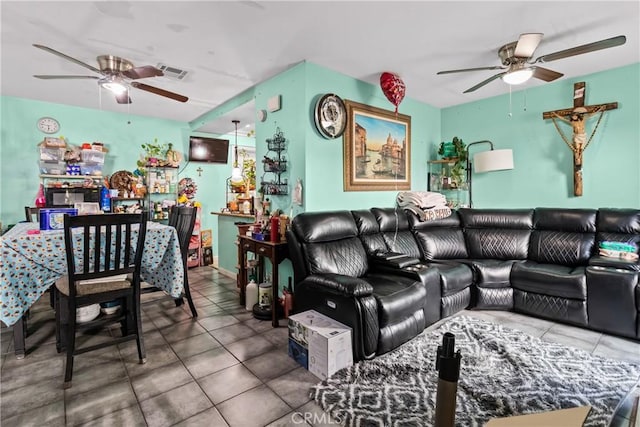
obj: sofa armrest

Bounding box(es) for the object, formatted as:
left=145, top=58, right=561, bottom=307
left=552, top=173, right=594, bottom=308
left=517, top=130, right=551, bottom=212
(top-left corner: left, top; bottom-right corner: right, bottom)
left=369, top=254, right=420, bottom=269
left=589, top=256, right=640, bottom=272
left=301, top=274, right=374, bottom=297
left=369, top=262, right=441, bottom=325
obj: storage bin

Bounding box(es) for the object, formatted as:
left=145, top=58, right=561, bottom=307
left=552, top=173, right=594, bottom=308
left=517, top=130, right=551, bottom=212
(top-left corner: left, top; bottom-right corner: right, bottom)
left=39, top=147, right=65, bottom=162
left=81, top=150, right=106, bottom=164
left=79, top=162, right=103, bottom=176
left=39, top=161, right=66, bottom=175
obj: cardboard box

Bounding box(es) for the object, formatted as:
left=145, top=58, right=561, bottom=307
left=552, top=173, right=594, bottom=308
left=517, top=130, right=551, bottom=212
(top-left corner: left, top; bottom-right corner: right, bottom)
left=485, top=406, right=591, bottom=427
left=39, top=208, right=78, bottom=230
left=288, top=338, right=308, bottom=369
left=288, top=310, right=353, bottom=380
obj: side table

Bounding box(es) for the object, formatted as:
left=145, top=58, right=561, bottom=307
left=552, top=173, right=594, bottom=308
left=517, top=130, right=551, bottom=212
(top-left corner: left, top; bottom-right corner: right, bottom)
left=237, top=235, right=289, bottom=327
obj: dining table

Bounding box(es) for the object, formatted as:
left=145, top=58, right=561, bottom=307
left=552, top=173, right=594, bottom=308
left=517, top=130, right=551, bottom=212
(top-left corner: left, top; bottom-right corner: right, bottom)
left=0, top=221, right=184, bottom=359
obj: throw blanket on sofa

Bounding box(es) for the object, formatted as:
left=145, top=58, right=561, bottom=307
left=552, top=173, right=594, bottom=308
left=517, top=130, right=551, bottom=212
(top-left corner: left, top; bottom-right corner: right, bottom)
left=397, top=191, right=451, bottom=222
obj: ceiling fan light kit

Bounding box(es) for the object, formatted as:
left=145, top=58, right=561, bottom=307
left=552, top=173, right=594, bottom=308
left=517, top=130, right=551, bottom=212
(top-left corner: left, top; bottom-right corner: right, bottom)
left=99, top=76, right=127, bottom=95
left=32, top=44, right=189, bottom=104
left=437, top=33, right=626, bottom=93
left=502, top=68, right=533, bottom=85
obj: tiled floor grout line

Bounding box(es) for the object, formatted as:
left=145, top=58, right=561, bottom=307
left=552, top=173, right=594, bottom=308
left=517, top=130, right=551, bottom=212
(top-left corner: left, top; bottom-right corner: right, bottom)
left=3, top=268, right=639, bottom=427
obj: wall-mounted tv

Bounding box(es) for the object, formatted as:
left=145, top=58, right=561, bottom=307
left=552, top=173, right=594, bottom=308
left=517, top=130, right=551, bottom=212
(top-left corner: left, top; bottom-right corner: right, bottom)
left=188, top=136, right=229, bottom=164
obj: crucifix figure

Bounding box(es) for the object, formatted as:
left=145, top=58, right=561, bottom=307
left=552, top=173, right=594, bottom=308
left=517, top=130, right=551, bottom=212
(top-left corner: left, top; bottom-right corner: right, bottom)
left=542, top=82, right=618, bottom=196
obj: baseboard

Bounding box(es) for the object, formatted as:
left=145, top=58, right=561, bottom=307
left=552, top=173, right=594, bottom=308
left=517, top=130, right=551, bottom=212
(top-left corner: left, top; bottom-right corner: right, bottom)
left=215, top=265, right=237, bottom=280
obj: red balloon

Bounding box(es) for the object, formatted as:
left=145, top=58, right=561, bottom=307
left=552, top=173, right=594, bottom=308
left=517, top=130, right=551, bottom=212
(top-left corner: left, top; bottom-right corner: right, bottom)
left=380, top=72, right=406, bottom=114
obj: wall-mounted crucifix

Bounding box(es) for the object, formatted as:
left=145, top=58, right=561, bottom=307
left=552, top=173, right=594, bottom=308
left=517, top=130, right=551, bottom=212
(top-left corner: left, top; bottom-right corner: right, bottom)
left=542, top=82, right=617, bottom=196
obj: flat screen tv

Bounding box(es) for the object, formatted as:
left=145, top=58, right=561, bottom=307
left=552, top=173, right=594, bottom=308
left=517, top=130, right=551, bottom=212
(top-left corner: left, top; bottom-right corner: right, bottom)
left=188, top=136, right=229, bottom=164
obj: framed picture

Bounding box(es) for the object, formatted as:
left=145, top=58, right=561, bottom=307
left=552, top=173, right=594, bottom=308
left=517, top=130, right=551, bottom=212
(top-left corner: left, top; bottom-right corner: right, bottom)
left=343, top=100, right=411, bottom=191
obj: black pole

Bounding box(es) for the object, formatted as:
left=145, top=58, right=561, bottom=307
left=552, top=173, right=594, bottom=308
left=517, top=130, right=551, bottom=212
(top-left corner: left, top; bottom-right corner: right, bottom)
left=465, top=140, right=494, bottom=208
left=435, top=332, right=462, bottom=427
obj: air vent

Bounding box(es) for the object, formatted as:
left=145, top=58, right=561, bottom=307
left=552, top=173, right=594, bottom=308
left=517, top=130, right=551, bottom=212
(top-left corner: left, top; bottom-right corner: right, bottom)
left=157, top=63, right=188, bottom=80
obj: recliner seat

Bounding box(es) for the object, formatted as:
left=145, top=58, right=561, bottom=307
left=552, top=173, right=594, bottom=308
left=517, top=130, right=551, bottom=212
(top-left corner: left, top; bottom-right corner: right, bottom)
left=288, top=210, right=429, bottom=360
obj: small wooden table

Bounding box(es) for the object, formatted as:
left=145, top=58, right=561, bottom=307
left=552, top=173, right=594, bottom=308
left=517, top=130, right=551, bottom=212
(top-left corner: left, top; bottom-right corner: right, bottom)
left=237, top=235, right=289, bottom=327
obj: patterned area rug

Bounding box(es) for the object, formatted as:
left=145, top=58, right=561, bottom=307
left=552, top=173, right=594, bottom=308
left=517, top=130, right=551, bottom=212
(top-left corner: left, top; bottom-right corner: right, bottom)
left=311, top=315, right=640, bottom=427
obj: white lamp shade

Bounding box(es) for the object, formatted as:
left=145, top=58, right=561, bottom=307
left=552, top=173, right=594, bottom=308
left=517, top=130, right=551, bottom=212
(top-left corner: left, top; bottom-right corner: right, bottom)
left=473, top=149, right=514, bottom=173
left=230, top=167, right=244, bottom=186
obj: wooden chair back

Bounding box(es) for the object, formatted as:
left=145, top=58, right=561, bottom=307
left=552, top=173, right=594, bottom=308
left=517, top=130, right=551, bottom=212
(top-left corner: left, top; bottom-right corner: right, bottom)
left=25, top=206, right=41, bottom=222
left=63, top=213, right=147, bottom=298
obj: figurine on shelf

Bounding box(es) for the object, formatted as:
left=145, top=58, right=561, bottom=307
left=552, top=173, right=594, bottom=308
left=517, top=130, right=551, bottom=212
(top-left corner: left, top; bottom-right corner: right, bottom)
left=165, top=143, right=182, bottom=168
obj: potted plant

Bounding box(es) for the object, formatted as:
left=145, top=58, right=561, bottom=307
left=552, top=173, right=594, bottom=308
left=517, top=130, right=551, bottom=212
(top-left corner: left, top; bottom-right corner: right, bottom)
left=438, top=136, right=467, bottom=188
left=138, top=138, right=168, bottom=168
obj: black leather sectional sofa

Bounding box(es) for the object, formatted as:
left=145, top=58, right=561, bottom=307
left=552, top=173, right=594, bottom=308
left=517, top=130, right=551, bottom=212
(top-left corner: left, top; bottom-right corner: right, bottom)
left=286, top=207, right=640, bottom=361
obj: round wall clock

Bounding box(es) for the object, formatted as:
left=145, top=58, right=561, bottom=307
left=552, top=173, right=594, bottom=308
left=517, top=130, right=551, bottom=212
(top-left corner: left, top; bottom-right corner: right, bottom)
left=314, top=94, right=347, bottom=139
left=37, top=117, right=60, bottom=134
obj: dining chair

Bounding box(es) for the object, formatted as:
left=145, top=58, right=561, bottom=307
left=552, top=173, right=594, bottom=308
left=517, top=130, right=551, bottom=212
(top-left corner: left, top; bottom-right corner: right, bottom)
left=54, top=212, right=147, bottom=389
left=24, top=206, right=41, bottom=222
left=168, top=205, right=199, bottom=318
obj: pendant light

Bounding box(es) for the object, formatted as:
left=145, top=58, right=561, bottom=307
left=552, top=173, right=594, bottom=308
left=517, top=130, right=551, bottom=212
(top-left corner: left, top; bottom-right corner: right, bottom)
left=230, top=119, right=244, bottom=186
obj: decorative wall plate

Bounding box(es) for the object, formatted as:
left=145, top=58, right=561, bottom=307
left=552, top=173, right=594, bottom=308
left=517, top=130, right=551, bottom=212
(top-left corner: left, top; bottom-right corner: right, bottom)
left=314, top=94, right=347, bottom=139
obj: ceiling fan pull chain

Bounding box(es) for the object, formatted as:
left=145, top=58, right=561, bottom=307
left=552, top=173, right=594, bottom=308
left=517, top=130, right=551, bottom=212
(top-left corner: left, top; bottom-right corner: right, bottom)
left=508, top=85, right=513, bottom=117
left=523, top=89, right=527, bottom=112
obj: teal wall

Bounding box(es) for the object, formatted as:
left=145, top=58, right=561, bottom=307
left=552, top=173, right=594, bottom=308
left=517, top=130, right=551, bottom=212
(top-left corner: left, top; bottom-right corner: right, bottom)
left=441, top=63, right=640, bottom=208
left=221, top=61, right=442, bottom=291
left=302, top=62, right=441, bottom=211
left=3, top=62, right=638, bottom=296
left=0, top=96, right=255, bottom=259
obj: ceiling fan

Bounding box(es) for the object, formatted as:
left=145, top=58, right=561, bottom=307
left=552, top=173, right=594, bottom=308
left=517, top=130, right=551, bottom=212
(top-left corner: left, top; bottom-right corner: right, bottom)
left=32, top=44, right=188, bottom=104
left=437, top=34, right=626, bottom=93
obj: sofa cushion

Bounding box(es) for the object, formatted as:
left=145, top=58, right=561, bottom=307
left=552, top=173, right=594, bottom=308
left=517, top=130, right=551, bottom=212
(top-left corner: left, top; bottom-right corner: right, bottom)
left=459, top=209, right=533, bottom=260
left=371, top=207, right=421, bottom=258
left=409, top=212, right=468, bottom=260
left=529, top=208, right=596, bottom=266
left=511, top=261, right=587, bottom=300
left=465, top=229, right=531, bottom=260
left=351, top=209, right=387, bottom=255
left=292, top=210, right=358, bottom=243
left=366, top=273, right=426, bottom=326
left=597, top=208, right=640, bottom=234
left=533, top=208, right=597, bottom=232
left=305, top=237, right=369, bottom=277
left=468, top=259, right=518, bottom=288
left=529, top=231, right=594, bottom=266
left=432, top=262, right=474, bottom=296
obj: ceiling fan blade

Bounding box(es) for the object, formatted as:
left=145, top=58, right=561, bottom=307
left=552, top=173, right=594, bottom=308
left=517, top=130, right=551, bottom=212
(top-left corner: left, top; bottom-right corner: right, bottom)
left=122, top=65, right=164, bottom=80
left=532, top=66, right=564, bottom=82
left=437, top=66, right=504, bottom=75
left=533, top=35, right=626, bottom=63
left=33, top=44, right=103, bottom=74
left=34, top=75, right=100, bottom=80
left=130, top=82, right=188, bottom=102
left=514, top=33, right=543, bottom=58
left=115, top=91, right=132, bottom=104
left=463, top=72, right=507, bottom=93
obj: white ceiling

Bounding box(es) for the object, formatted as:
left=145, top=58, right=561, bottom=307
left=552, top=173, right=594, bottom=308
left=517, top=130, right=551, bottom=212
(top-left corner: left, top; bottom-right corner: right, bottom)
left=2, top=1, right=638, bottom=136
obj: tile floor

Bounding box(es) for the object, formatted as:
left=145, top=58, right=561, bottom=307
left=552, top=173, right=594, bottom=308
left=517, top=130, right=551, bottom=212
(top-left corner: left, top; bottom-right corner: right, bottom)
left=1, top=266, right=639, bottom=426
